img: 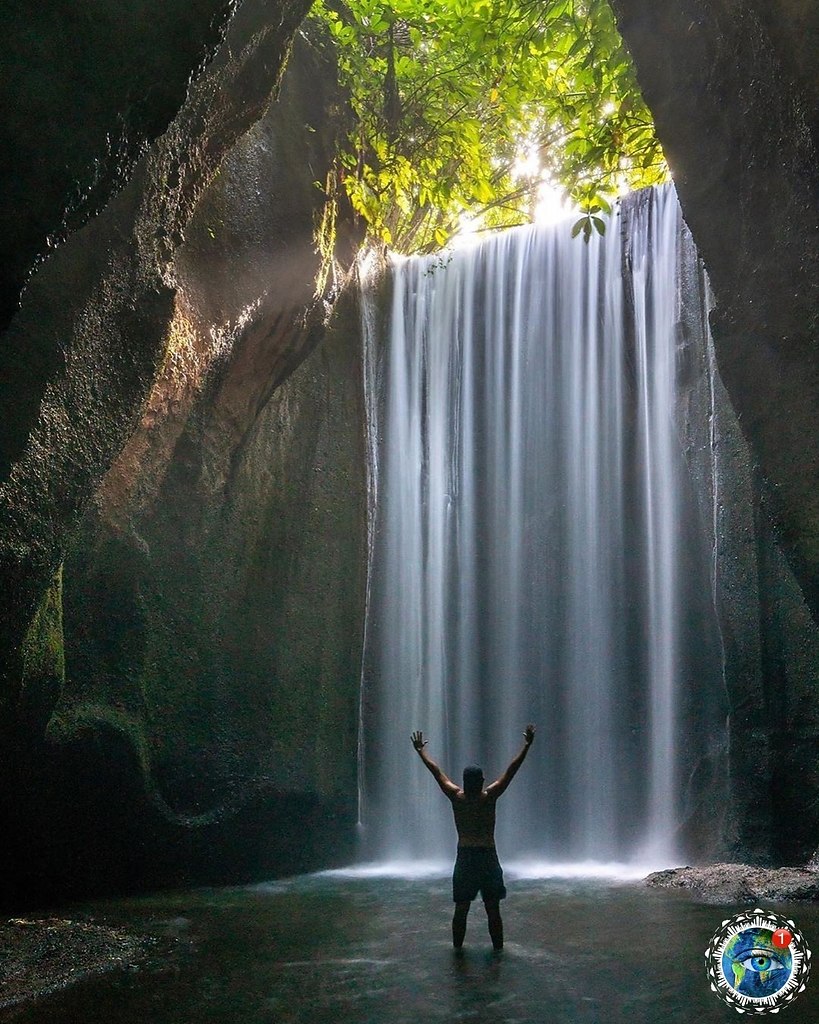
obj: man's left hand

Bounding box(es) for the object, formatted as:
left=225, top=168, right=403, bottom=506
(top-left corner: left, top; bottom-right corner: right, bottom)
left=411, top=731, right=427, bottom=752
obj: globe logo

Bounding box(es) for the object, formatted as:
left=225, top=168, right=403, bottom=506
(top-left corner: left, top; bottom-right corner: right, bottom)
left=705, top=910, right=811, bottom=1014
left=721, top=927, right=792, bottom=998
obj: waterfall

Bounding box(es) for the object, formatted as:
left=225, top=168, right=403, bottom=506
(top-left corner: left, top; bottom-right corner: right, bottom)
left=360, top=185, right=722, bottom=869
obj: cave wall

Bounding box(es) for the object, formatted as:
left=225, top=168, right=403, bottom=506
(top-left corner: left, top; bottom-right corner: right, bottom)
left=0, top=0, right=314, bottom=698
left=54, top=288, right=365, bottom=900
left=673, top=234, right=819, bottom=866
left=705, top=348, right=819, bottom=867
left=0, top=0, right=236, bottom=347
left=609, top=0, right=819, bottom=627
left=5, top=295, right=365, bottom=906
left=0, top=3, right=370, bottom=905
left=610, top=0, right=819, bottom=864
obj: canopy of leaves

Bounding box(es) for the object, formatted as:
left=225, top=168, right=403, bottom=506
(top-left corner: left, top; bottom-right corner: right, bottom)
left=310, top=0, right=668, bottom=253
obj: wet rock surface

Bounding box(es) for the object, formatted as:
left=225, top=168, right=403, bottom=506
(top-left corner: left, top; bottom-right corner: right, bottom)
left=0, top=0, right=235, bottom=338
left=0, top=0, right=312, bottom=687
left=0, top=917, right=177, bottom=1014
left=645, top=863, right=819, bottom=902
left=0, top=6, right=364, bottom=905
left=611, top=0, right=819, bottom=626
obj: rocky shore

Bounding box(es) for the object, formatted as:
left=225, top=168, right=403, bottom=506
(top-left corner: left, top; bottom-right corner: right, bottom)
left=645, top=863, right=819, bottom=902
left=0, top=916, right=179, bottom=1015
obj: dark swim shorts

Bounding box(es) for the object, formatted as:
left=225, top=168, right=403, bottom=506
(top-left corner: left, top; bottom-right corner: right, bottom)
left=452, top=846, right=507, bottom=903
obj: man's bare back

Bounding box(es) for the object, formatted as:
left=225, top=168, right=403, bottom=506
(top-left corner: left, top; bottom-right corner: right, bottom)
left=450, top=790, right=497, bottom=847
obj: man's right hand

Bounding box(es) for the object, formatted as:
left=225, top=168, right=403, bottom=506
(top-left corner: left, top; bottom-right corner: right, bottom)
left=524, top=724, right=536, bottom=746
left=411, top=731, right=427, bottom=752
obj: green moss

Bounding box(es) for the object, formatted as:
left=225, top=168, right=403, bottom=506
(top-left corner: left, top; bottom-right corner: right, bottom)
left=46, top=702, right=150, bottom=772
left=20, top=564, right=65, bottom=695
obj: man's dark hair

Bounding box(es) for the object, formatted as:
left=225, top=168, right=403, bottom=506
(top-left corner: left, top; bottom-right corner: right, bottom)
left=462, top=764, right=484, bottom=794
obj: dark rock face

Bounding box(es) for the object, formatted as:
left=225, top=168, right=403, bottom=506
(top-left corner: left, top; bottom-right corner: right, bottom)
left=0, top=4, right=369, bottom=904
left=673, top=240, right=819, bottom=866
left=44, top=291, right=365, bottom=902
left=3, top=276, right=366, bottom=905
left=610, top=0, right=819, bottom=627
left=0, top=0, right=313, bottom=694
left=757, top=1, right=819, bottom=146
left=0, top=0, right=236, bottom=469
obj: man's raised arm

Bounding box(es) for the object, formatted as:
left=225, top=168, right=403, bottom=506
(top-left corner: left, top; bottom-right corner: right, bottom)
left=411, top=731, right=460, bottom=798
left=485, top=724, right=536, bottom=799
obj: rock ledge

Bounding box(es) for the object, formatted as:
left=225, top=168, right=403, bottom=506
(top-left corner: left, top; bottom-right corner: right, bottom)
left=645, top=863, right=819, bottom=902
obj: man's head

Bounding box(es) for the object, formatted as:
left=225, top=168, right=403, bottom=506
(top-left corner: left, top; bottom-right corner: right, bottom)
left=462, top=764, right=484, bottom=796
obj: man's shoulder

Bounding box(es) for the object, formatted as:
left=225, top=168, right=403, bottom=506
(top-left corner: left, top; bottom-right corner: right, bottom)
left=451, top=790, right=496, bottom=805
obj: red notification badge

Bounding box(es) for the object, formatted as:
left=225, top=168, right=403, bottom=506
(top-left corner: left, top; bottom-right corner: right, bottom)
left=772, top=928, right=792, bottom=949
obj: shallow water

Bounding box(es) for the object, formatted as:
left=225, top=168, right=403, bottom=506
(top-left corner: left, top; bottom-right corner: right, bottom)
left=7, top=872, right=819, bottom=1023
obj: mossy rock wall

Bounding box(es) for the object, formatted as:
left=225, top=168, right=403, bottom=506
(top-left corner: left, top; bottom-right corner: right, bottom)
left=1, top=282, right=365, bottom=910
left=49, top=291, right=366, bottom=900
left=0, top=7, right=368, bottom=906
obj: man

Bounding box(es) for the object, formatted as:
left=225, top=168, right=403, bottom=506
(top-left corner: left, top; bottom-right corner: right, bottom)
left=410, top=724, right=536, bottom=951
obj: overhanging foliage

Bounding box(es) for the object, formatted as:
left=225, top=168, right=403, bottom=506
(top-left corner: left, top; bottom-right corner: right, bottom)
left=310, top=0, right=668, bottom=252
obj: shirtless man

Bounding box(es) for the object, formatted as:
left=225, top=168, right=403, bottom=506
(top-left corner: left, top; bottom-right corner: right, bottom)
left=411, top=724, right=536, bottom=950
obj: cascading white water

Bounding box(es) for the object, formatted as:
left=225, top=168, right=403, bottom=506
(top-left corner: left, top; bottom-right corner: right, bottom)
left=629, top=193, right=680, bottom=855
left=360, top=185, right=719, bottom=869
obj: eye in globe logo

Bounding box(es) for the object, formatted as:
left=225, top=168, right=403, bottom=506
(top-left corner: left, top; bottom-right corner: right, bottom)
left=705, top=909, right=811, bottom=1013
